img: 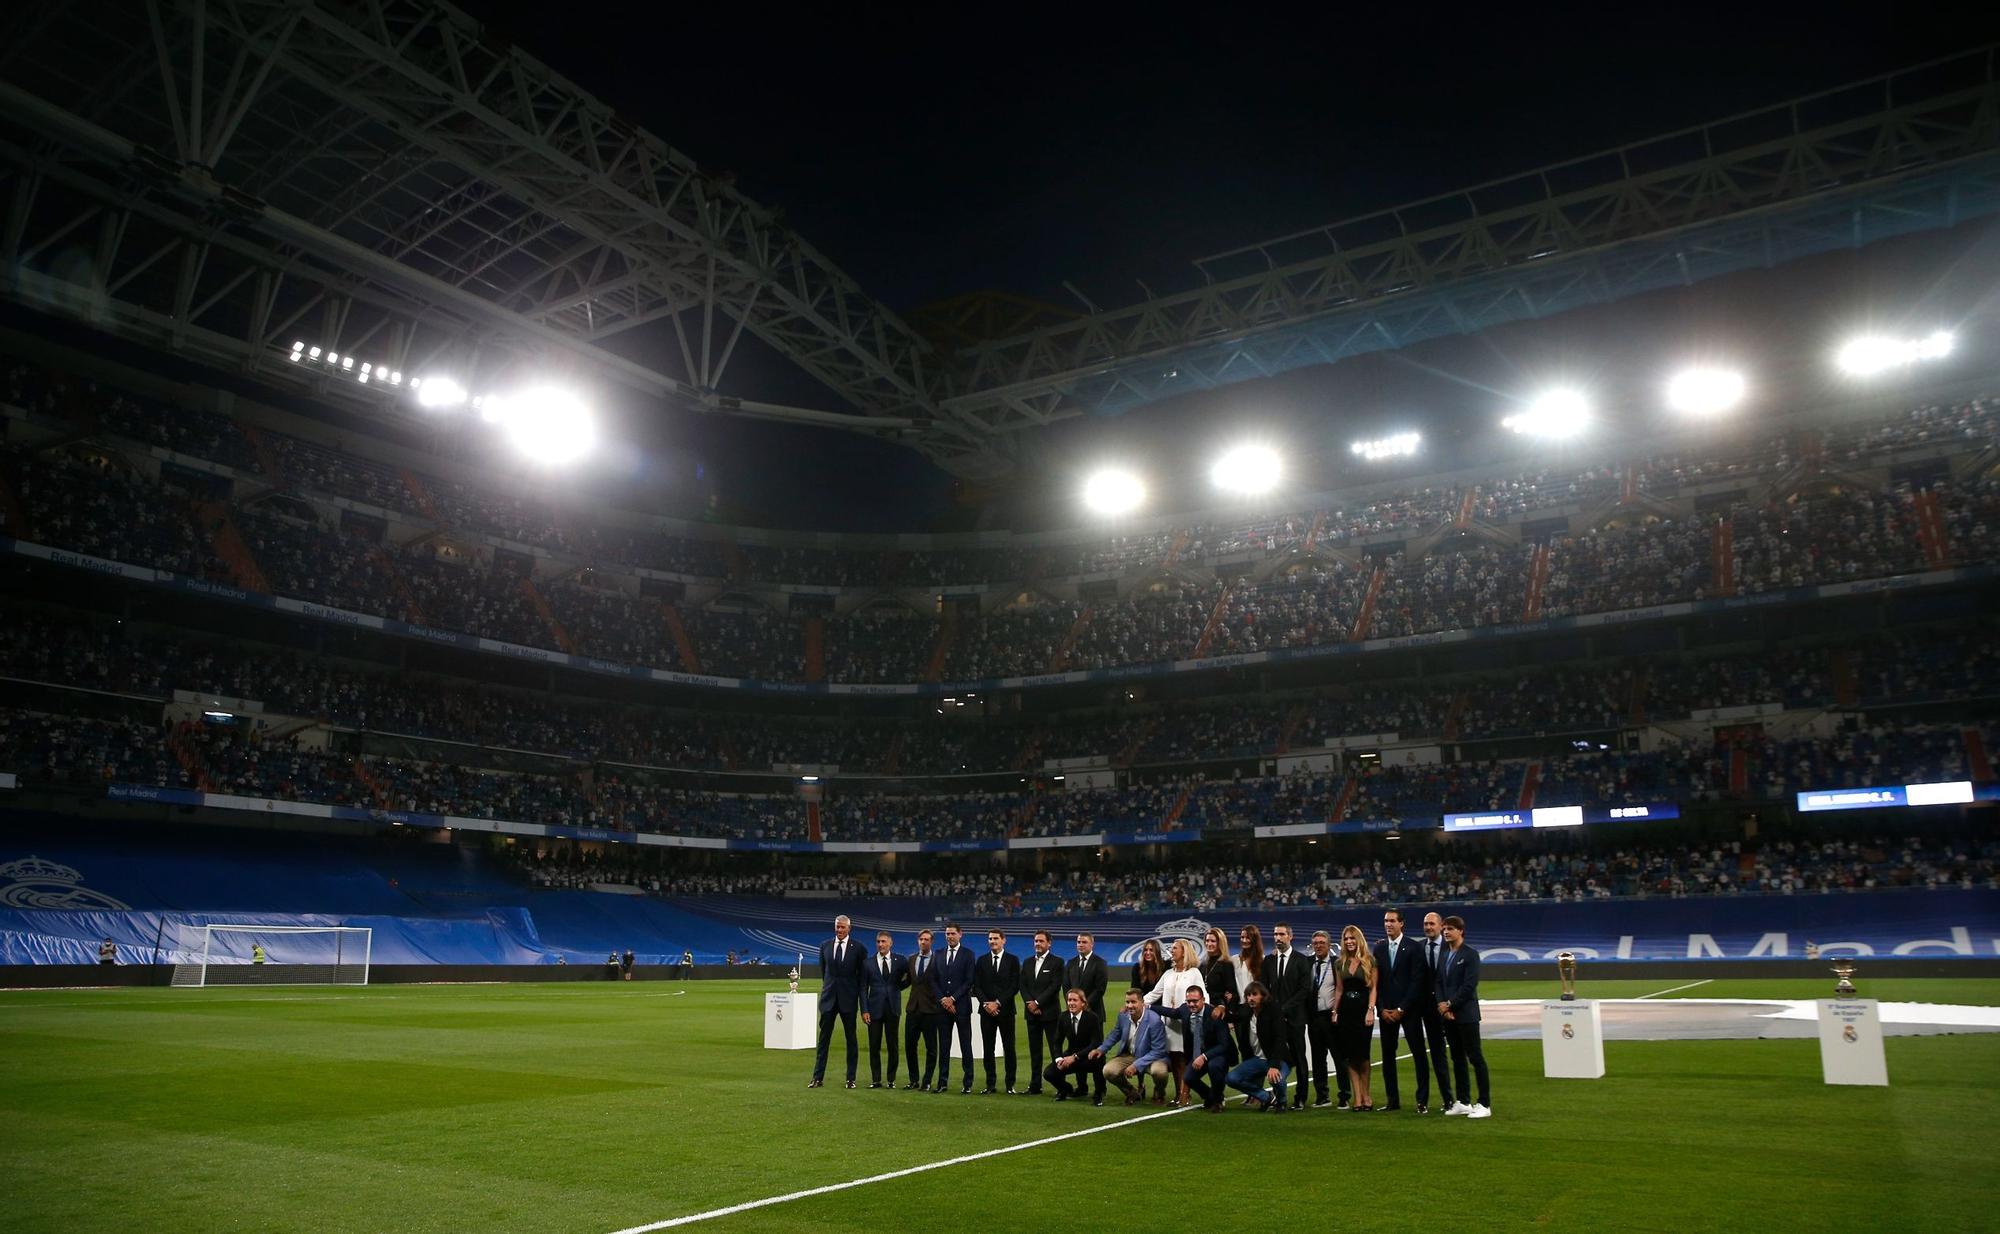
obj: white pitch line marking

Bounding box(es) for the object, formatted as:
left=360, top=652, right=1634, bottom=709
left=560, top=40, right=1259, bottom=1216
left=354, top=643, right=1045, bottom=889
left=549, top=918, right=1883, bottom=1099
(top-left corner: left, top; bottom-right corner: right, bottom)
left=1633, top=978, right=1714, bottom=1000
left=606, top=1103, right=1197, bottom=1232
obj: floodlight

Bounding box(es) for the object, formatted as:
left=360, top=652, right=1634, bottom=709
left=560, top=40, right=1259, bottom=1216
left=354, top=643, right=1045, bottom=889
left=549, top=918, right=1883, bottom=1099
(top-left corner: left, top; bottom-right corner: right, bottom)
left=1210, top=443, right=1282, bottom=494
left=389, top=372, right=402, bottom=385
left=493, top=386, right=595, bottom=464
left=1502, top=389, right=1590, bottom=438
left=308, top=346, right=322, bottom=360
left=415, top=377, right=467, bottom=409
left=1665, top=367, right=1746, bottom=416
left=1837, top=330, right=1956, bottom=376
left=1082, top=468, right=1146, bottom=516
left=1350, top=431, right=1421, bottom=461
left=340, top=356, right=353, bottom=370
left=289, top=341, right=304, bottom=362
left=325, top=351, right=337, bottom=364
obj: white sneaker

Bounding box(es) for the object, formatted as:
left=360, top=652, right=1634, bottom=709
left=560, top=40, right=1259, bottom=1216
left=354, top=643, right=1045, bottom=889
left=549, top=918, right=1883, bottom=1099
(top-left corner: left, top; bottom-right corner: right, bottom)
left=1444, top=1101, right=1472, bottom=1116
left=1467, top=1104, right=1492, bottom=1119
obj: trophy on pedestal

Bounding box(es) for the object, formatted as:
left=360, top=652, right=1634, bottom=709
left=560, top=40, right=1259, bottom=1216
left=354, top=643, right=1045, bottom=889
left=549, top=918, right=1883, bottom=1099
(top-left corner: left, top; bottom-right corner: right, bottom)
left=1557, top=951, right=1578, bottom=1001
left=1831, top=958, right=1857, bottom=997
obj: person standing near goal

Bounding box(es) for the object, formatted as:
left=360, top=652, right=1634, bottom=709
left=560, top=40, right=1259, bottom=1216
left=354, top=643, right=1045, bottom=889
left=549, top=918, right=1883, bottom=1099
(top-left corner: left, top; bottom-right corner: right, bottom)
left=252, top=943, right=267, bottom=965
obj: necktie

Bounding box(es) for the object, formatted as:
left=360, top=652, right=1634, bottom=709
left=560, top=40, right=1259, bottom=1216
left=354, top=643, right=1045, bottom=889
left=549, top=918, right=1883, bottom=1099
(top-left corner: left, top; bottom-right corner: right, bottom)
left=836, top=941, right=843, bottom=964
left=1314, top=957, right=1325, bottom=990
left=1429, top=941, right=1438, bottom=973
left=1388, top=941, right=1397, bottom=971
left=879, top=955, right=886, bottom=975
left=1277, top=952, right=1286, bottom=979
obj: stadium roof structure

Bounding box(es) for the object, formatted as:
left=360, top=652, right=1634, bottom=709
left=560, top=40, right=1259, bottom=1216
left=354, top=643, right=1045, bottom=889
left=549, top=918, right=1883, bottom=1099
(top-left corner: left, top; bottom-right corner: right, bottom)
left=1, top=6, right=1997, bottom=479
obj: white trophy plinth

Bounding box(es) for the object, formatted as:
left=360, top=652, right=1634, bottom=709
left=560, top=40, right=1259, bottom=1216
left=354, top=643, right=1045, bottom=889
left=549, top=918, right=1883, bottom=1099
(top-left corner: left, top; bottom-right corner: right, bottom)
left=764, top=992, right=817, bottom=1050
left=1816, top=999, right=1888, bottom=1086
left=1540, top=1000, right=1606, bottom=1079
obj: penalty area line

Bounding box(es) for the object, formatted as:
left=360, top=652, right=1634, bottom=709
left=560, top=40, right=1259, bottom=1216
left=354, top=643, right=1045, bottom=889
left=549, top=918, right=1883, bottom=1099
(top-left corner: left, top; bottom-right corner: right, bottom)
left=1634, top=978, right=1714, bottom=1000
left=606, top=1102, right=1196, bottom=1232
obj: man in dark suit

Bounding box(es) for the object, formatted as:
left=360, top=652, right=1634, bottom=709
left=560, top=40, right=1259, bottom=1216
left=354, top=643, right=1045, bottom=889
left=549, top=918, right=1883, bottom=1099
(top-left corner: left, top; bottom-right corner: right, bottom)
left=902, top=928, right=942, bottom=1091
left=1064, top=932, right=1108, bottom=1025
left=1155, top=983, right=1236, bottom=1111
left=929, top=923, right=976, bottom=1093
left=1436, top=914, right=1491, bottom=1118
left=809, top=914, right=868, bottom=1089
left=1019, top=930, right=1064, bottom=1095
left=1306, top=929, right=1351, bottom=1109
left=973, top=929, right=1021, bottom=1094
left=1417, top=911, right=1458, bottom=1113
left=1225, top=980, right=1295, bottom=1111
left=1259, top=922, right=1313, bottom=1110
left=1373, top=907, right=1429, bottom=1112
left=1042, top=987, right=1105, bottom=1105
left=862, top=930, right=909, bottom=1089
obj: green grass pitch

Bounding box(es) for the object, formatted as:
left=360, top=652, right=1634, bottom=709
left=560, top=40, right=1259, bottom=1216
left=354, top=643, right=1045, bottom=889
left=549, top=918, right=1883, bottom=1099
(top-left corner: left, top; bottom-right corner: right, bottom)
left=2, top=978, right=1997, bottom=1233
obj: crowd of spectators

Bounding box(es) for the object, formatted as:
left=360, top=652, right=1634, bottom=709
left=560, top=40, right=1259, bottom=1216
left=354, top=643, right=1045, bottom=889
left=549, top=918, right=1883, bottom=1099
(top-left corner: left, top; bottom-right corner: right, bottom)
left=510, top=833, right=2000, bottom=912
left=3, top=604, right=1992, bottom=782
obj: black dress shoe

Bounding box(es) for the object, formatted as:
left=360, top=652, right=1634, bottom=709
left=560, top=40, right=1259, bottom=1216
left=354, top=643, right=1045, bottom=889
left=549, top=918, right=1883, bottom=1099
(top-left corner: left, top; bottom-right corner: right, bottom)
left=868, top=1082, right=881, bottom=1089
left=806, top=1080, right=823, bottom=1088
left=980, top=1086, right=997, bottom=1095
left=845, top=1080, right=855, bottom=1089
left=1416, top=1102, right=1429, bottom=1114
left=904, top=1081, right=921, bottom=1091
left=1092, top=1096, right=1105, bottom=1107
left=1053, top=1091, right=1068, bottom=1102
left=1005, top=1087, right=1018, bottom=1095
left=1024, top=1086, right=1041, bottom=1095
left=1379, top=1103, right=1401, bottom=1112
left=961, top=1086, right=973, bottom=1095
left=932, top=1084, right=946, bottom=1094
left=1313, top=1096, right=1332, bottom=1108
left=1336, top=1098, right=1351, bottom=1110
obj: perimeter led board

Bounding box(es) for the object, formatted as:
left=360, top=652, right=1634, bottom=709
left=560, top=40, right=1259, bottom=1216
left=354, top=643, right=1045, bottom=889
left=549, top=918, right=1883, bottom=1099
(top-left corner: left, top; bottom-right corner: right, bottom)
left=1795, top=781, right=1994, bottom=812
left=1440, top=803, right=1679, bottom=832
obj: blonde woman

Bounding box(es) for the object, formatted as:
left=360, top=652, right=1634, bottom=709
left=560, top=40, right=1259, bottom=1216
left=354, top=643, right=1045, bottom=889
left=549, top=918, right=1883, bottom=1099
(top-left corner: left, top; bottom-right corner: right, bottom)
left=1145, top=938, right=1204, bottom=1106
left=1335, top=924, right=1379, bottom=1110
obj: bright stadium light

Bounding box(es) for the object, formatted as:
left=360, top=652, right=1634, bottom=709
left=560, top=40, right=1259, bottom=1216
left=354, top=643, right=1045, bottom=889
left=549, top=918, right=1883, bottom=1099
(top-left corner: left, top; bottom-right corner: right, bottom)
left=1082, top=468, right=1146, bottom=516
left=415, top=377, right=467, bottom=409
left=1837, top=330, right=1956, bottom=377
left=492, top=386, right=595, bottom=465
left=1210, top=443, right=1282, bottom=494
left=308, top=346, right=322, bottom=360
left=1350, top=431, right=1421, bottom=461
left=1665, top=367, right=1747, bottom=416
left=1503, top=388, right=1590, bottom=438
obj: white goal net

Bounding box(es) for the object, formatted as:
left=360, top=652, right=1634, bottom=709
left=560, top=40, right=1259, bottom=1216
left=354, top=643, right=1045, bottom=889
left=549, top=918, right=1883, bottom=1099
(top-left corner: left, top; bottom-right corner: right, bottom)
left=170, top=925, right=372, bottom=987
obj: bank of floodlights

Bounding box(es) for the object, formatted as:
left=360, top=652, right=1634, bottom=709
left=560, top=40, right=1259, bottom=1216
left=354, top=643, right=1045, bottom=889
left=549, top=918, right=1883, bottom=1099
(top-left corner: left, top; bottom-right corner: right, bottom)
left=1664, top=367, right=1747, bottom=416
left=1502, top=388, right=1591, bottom=439
left=1082, top=468, right=1146, bottom=516
left=1210, top=443, right=1282, bottom=495
left=1836, top=331, right=1955, bottom=377
left=1350, top=431, right=1421, bottom=462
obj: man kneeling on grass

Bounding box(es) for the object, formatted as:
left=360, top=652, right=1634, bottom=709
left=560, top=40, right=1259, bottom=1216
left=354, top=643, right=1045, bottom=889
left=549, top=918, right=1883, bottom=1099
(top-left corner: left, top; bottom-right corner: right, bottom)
left=1225, top=981, right=1294, bottom=1112
left=1090, top=989, right=1171, bottom=1106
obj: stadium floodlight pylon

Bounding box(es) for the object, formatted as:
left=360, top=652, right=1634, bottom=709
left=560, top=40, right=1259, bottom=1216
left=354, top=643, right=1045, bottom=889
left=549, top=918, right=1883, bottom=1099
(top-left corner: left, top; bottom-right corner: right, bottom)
left=170, top=925, right=372, bottom=988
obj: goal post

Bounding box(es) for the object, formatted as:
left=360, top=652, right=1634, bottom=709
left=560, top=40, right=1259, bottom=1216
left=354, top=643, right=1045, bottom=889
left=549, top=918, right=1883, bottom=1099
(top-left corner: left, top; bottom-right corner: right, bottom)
left=169, top=925, right=372, bottom=987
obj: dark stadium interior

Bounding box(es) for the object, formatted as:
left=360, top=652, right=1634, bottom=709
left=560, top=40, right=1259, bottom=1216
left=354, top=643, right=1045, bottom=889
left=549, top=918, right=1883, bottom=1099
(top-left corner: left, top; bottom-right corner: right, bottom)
left=2, top=10, right=2000, bottom=1229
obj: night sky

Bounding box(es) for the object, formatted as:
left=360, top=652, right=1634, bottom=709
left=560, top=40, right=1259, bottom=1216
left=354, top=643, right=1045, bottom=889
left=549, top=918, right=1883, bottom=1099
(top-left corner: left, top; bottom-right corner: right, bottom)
left=459, top=2, right=2000, bottom=531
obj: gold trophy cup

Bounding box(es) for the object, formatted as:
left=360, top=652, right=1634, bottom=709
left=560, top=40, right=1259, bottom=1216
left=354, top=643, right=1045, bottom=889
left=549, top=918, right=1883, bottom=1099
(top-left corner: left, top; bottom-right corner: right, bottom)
left=1557, top=951, right=1578, bottom=1001
left=1831, top=958, right=1857, bottom=997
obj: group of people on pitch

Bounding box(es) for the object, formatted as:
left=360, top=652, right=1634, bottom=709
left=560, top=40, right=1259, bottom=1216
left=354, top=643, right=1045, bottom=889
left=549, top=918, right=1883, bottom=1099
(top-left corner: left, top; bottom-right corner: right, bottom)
left=806, top=907, right=1493, bottom=1119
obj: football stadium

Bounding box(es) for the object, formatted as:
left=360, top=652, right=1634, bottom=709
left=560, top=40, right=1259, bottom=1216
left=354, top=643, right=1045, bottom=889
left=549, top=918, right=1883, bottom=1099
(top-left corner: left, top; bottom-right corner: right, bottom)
left=3, top=7, right=1999, bottom=1232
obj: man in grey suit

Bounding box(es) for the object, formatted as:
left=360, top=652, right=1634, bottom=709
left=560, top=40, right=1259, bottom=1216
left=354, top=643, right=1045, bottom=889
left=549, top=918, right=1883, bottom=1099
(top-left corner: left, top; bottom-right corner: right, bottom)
left=809, top=914, right=868, bottom=1089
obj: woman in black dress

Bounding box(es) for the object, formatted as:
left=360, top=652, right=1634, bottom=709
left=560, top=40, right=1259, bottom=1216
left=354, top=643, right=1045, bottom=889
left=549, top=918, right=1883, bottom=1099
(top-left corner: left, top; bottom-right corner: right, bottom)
left=1335, top=924, right=1379, bottom=1110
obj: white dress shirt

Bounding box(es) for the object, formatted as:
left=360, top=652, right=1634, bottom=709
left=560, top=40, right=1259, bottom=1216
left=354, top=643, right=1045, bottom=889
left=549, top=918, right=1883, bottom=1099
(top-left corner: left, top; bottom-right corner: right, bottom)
left=1145, top=965, right=1202, bottom=1052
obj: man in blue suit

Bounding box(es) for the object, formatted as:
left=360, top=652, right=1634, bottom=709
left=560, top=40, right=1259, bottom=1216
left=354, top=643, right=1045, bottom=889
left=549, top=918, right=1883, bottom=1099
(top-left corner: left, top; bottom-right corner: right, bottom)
left=928, top=922, right=977, bottom=1094
left=1373, top=907, right=1430, bottom=1112
left=862, top=930, right=909, bottom=1089
left=1435, top=914, right=1492, bottom=1119
left=1090, top=988, right=1172, bottom=1105
left=1155, top=983, right=1236, bottom=1111
left=809, top=914, right=868, bottom=1089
